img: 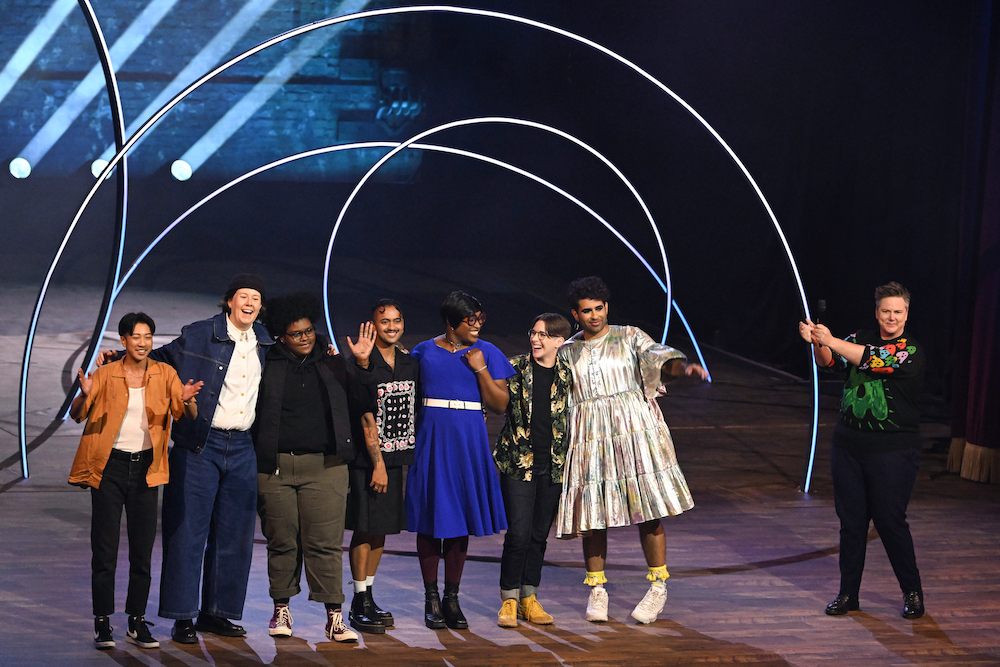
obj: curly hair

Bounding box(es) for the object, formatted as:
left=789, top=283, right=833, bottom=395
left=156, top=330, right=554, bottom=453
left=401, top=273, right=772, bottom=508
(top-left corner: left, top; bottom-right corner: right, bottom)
left=440, top=290, right=483, bottom=329
left=567, top=276, right=611, bottom=310
left=874, top=282, right=910, bottom=307
left=372, top=298, right=403, bottom=319
left=263, top=292, right=322, bottom=338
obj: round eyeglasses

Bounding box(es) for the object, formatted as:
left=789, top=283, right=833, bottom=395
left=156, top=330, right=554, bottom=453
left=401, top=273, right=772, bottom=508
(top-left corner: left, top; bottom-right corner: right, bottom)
left=463, top=313, right=487, bottom=327
left=285, top=326, right=316, bottom=341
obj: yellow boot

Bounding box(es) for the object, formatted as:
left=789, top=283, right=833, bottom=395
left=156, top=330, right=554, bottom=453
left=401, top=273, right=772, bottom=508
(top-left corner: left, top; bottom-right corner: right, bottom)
left=518, top=594, right=554, bottom=625
left=497, top=599, right=518, bottom=628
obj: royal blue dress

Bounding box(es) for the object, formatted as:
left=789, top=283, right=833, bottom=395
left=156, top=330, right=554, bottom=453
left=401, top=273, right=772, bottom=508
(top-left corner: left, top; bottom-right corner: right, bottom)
left=405, top=339, right=516, bottom=538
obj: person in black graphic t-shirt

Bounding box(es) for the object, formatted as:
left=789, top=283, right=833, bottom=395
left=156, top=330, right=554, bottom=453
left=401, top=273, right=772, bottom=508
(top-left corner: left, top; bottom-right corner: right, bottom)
left=346, top=299, right=419, bottom=634
left=799, top=281, right=927, bottom=620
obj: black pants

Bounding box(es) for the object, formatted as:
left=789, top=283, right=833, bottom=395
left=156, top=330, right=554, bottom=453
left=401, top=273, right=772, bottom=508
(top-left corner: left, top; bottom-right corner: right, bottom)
left=831, top=443, right=922, bottom=598
left=499, top=472, right=562, bottom=597
left=91, top=450, right=158, bottom=617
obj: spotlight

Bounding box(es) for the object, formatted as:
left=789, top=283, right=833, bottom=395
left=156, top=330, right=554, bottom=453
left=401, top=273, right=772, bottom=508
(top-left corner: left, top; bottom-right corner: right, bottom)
left=91, top=159, right=109, bottom=178
left=170, top=159, right=192, bottom=181
left=9, top=157, right=31, bottom=179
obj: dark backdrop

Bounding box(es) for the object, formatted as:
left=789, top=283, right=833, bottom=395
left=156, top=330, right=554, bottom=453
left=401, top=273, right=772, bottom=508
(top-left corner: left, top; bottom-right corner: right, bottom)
left=0, top=1, right=979, bottom=400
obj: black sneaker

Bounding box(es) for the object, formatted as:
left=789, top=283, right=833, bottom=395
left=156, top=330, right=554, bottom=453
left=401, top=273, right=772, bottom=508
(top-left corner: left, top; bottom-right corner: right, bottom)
left=94, top=616, right=115, bottom=650
left=126, top=615, right=160, bottom=649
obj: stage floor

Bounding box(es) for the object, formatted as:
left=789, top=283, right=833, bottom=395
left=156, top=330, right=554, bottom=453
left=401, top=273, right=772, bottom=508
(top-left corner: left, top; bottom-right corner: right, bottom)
left=1, top=289, right=998, bottom=666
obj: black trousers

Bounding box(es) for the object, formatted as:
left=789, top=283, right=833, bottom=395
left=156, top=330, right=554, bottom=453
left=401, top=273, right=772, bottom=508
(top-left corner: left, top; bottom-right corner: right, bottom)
left=91, top=450, right=158, bottom=617
left=831, top=443, right=922, bottom=598
left=499, top=472, right=562, bottom=596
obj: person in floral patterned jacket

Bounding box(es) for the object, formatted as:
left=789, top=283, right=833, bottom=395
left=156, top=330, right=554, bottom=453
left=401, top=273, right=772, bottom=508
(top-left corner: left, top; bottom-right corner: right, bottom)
left=493, top=313, right=572, bottom=628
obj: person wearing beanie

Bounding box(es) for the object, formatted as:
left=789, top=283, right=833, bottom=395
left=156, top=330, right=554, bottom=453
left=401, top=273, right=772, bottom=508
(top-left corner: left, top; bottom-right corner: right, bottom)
left=98, top=273, right=272, bottom=644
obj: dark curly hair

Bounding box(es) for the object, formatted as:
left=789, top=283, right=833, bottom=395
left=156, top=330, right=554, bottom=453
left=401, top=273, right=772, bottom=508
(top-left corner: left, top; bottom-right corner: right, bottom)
left=440, top=290, right=483, bottom=329
left=567, top=276, right=610, bottom=310
left=264, top=292, right=322, bottom=338
left=372, top=298, right=403, bottom=319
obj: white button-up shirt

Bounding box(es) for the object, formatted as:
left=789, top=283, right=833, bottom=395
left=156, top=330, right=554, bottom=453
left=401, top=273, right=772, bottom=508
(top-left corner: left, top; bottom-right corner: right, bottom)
left=211, top=317, right=262, bottom=431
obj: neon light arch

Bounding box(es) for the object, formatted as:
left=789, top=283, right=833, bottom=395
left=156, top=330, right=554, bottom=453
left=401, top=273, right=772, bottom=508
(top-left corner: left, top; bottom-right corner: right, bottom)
left=110, top=140, right=710, bottom=376
left=18, top=5, right=817, bottom=489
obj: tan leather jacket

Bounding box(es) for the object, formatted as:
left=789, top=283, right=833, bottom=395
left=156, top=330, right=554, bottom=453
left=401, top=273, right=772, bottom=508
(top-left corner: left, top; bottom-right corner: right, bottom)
left=68, top=358, right=187, bottom=489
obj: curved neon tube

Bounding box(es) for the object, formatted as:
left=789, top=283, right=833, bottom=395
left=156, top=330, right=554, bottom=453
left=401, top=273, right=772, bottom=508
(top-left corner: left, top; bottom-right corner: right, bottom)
left=112, top=141, right=707, bottom=378
left=18, top=0, right=129, bottom=477
left=22, top=4, right=814, bottom=484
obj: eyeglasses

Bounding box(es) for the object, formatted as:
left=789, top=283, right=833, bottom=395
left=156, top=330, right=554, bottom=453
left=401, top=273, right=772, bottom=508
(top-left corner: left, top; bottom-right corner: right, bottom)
left=285, top=326, right=316, bottom=341
left=462, top=313, right=487, bottom=327
left=527, top=329, right=556, bottom=339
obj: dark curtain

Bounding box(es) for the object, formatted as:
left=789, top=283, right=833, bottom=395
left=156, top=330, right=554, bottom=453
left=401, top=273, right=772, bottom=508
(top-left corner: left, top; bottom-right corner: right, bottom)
left=950, top=0, right=1000, bottom=482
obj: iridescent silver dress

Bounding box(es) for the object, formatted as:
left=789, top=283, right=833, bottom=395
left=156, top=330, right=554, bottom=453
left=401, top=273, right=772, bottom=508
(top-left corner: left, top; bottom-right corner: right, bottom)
left=555, top=325, right=695, bottom=538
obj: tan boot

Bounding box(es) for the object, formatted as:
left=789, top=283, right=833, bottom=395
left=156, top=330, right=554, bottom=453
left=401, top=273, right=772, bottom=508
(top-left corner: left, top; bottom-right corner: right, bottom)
left=518, top=594, right=554, bottom=625
left=497, top=599, right=518, bottom=628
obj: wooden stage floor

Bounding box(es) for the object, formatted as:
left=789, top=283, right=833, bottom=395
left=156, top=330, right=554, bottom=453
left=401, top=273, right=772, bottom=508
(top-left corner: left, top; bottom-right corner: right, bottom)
left=1, top=329, right=998, bottom=666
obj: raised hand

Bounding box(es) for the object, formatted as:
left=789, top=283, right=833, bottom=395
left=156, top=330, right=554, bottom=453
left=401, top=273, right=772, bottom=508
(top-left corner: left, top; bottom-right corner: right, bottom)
left=182, top=379, right=204, bottom=403
left=346, top=321, right=376, bottom=363
left=77, top=367, right=93, bottom=396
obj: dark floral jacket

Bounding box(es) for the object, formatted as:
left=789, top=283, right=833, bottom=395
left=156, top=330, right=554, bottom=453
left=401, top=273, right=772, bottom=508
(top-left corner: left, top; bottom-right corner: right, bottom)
left=493, top=353, right=572, bottom=482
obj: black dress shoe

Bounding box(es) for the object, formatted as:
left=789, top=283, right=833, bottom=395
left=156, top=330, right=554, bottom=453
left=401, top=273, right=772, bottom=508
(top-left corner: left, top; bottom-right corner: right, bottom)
left=825, top=594, right=860, bottom=616
left=195, top=613, right=246, bottom=637
left=442, top=581, right=468, bottom=630
left=171, top=619, right=198, bottom=644
left=349, top=591, right=385, bottom=634
left=902, top=591, right=924, bottom=619
left=368, top=587, right=394, bottom=626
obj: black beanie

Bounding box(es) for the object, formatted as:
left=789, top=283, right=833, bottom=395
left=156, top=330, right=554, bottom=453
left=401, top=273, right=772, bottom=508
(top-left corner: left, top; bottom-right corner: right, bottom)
left=224, top=274, right=266, bottom=303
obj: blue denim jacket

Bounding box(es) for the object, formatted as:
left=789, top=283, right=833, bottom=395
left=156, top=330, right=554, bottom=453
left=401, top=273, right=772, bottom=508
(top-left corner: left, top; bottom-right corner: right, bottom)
left=149, top=312, right=274, bottom=452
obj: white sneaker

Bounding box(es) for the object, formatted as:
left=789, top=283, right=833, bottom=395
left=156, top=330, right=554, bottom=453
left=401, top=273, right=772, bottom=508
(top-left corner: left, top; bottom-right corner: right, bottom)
left=269, top=604, right=292, bottom=637
left=631, top=585, right=667, bottom=624
left=325, top=609, right=358, bottom=642
left=585, top=587, right=609, bottom=622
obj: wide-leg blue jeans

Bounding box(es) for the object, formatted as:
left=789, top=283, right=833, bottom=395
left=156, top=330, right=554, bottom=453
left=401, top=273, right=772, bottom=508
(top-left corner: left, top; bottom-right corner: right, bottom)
left=158, top=429, right=257, bottom=620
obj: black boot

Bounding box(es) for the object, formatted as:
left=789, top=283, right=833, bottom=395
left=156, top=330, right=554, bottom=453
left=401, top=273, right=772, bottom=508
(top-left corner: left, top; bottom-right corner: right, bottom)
left=424, top=581, right=446, bottom=629
left=349, top=590, right=385, bottom=634
left=442, top=581, right=468, bottom=630
left=367, top=587, right=394, bottom=627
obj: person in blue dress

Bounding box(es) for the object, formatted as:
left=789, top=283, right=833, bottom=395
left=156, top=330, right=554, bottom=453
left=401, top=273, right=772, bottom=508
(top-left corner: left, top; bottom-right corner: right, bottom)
left=405, top=291, right=516, bottom=630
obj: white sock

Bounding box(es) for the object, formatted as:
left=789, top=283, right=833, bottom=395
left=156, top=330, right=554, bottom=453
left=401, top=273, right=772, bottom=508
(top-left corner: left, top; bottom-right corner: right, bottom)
left=366, top=575, right=375, bottom=588
left=354, top=580, right=367, bottom=594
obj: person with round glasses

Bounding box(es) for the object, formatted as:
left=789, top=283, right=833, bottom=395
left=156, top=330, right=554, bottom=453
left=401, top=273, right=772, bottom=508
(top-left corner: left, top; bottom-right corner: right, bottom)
left=405, top=291, right=516, bottom=630
left=493, top=313, right=572, bottom=628
left=253, top=292, right=369, bottom=643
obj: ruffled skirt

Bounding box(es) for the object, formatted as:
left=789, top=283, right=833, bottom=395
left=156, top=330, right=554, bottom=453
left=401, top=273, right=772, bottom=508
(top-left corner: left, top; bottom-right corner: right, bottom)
left=556, top=390, right=693, bottom=538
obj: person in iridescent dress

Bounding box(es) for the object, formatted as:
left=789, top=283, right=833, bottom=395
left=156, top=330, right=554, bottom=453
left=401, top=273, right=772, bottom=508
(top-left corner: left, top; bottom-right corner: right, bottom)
left=555, top=276, right=708, bottom=625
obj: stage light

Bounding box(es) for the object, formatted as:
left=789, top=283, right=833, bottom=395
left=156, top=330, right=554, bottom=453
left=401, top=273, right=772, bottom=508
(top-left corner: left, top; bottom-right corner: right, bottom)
left=9, top=157, right=31, bottom=178
left=91, top=159, right=109, bottom=178
left=171, top=160, right=192, bottom=181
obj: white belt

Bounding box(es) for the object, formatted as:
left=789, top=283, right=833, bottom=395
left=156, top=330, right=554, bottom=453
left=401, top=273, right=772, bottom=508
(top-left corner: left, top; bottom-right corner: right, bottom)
left=423, top=398, right=482, bottom=410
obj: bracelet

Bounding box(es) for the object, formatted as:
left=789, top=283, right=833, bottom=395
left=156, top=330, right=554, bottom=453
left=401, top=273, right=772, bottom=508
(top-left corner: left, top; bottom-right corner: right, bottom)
left=474, top=366, right=488, bottom=374
left=184, top=397, right=196, bottom=405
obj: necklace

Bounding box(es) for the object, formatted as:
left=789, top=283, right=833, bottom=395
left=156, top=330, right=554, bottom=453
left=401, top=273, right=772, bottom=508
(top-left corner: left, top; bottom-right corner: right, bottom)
left=446, top=337, right=466, bottom=351
left=124, top=362, right=148, bottom=378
